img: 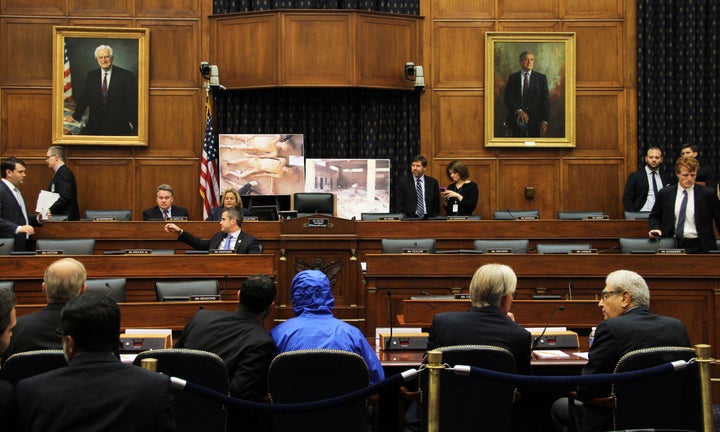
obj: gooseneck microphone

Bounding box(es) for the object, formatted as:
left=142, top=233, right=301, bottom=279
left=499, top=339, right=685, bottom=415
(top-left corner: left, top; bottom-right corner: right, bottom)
left=506, top=208, right=516, bottom=220
left=532, top=306, right=565, bottom=349
left=104, top=282, right=113, bottom=297
left=386, top=290, right=393, bottom=350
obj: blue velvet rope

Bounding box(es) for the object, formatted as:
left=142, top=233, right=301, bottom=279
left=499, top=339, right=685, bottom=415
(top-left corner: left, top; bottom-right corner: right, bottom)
left=172, top=360, right=690, bottom=414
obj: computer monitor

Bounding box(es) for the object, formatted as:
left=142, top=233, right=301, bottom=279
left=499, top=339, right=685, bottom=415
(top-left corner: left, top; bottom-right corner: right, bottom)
left=249, top=205, right=279, bottom=221
left=293, top=193, right=334, bottom=216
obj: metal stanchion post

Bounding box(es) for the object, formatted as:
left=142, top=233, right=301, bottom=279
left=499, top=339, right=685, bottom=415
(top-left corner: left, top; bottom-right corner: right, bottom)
left=426, top=350, right=443, bottom=432
left=694, top=344, right=714, bottom=432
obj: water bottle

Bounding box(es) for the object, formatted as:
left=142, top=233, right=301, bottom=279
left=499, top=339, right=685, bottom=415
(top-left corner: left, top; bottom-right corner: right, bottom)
left=588, top=327, right=596, bottom=348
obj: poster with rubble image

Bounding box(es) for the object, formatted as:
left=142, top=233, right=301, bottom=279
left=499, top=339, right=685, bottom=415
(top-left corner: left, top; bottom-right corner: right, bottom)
left=219, top=134, right=305, bottom=198
left=305, top=159, right=390, bottom=220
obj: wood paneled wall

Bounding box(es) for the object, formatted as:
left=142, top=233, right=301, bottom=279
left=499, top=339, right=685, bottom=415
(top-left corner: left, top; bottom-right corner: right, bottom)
left=0, top=0, right=209, bottom=220
left=2, top=1, right=636, bottom=221
left=420, top=0, right=636, bottom=219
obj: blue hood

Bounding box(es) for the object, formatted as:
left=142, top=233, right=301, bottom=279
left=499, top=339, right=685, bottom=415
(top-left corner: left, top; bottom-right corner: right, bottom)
left=290, top=270, right=334, bottom=316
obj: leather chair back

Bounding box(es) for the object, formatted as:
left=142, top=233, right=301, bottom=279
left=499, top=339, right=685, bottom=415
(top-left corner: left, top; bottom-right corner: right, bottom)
left=134, top=348, right=229, bottom=432
left=0, top=349, right=67, bottom=385
left=36, top=239, right=96, bottom=255
left=85, top=278, right=127, bottom=303
left=268, top=349, right=370, bottom=432
left=155, top=280, right=219, bottom=302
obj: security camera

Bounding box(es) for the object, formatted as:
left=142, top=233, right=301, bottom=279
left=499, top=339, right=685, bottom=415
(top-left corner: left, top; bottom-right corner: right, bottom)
left=200, top=61, right=211, bottom=79
left=404, top=62, right=415, bottom=80
left=209, top=65, right=220, bottom=87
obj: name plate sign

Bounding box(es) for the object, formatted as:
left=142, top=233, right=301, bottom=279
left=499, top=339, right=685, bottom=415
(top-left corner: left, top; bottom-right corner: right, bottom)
left=516, top=215, right=539, bottom=220
left=93, top=217, right=116, bottom=221
left=585, top=215, right=609, bottom=220
left=209, top=249, right=234, bottom=254
left=305, top=218, right=331, bottom=228
left=36, top=250, right=63, bottom=255
left=569, top=249, right=598, bottom=254
left=124, top=249, right=152, bottom=255
left=189, top=295, right=221, bottom=301
left=446, top=216, right=469, bottom=221
left=167, top=216, right=188, bottom=221
left=401, top=248, right=429, bottom=254
left=486, top=248, right=513, bottom=254
left=657, top=248, right=686, bottom=255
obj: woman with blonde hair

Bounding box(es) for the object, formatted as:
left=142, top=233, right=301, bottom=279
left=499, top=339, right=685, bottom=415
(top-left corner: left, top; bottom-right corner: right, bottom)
left=205, top=188, right=248, bottom=221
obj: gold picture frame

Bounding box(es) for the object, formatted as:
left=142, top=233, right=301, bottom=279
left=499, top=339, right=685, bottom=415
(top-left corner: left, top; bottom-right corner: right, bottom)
left=52, top=26, right=149, bottom=146
left=485, top=32, right=575, bottom=148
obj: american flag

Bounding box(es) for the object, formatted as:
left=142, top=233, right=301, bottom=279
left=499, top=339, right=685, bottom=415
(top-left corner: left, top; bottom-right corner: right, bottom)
left=199, top=103, right=220, bottom=219
left=63, top=41, right=73, bottom=103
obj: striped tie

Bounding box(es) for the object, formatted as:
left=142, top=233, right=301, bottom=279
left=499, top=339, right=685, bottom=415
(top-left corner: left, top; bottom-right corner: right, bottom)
left=415, top=178, right=424, bottom=219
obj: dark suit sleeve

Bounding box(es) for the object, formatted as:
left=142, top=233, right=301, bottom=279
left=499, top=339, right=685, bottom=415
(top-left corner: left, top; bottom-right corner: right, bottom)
left=426, top=177, right=441, bottom=217
left=229, top=338, right=275, bottom=400
left=142, top=208, right=156, bottom=221
left=178, top=230, right=212, bottom=250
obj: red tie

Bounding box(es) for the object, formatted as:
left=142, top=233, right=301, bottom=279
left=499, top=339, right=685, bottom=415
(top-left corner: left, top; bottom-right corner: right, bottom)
left=102, top=72, right=108, bottom=102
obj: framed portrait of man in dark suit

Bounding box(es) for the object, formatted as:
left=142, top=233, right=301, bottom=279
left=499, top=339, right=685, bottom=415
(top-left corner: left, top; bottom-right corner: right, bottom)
left=52, top=26, right=149, bottom=146
left=485, top=32, right=576, bottom=148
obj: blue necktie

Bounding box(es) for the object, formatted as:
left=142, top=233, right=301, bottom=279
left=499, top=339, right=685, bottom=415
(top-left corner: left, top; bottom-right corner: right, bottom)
left=224, top=234, right=233, bottom=250
left=415, top=178, right=424, bottom=218
left=676, top=190, right=688, bottom=239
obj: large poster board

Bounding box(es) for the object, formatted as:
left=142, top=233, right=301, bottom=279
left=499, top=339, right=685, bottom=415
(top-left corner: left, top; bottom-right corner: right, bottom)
left=305, top=159, right=391, bottom=220
left=219, top=134, right=305, bottom=197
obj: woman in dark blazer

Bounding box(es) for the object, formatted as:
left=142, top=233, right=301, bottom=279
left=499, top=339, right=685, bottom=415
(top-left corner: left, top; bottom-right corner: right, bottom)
left=205, top=188, right=249, bottom=221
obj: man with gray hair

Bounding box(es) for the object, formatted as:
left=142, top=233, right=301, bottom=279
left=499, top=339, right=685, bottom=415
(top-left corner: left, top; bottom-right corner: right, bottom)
left=1, top=257, right=87, bottom=363
left=552, top=269, right=691, bottom=431
left=69, top=44, right=138, bottom=135
left=143, top=183, right=189, bottom=220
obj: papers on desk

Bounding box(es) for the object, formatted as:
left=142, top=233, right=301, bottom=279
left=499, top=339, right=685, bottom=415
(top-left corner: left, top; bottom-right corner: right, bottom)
left=573, top=352, right=589, bottom=360
left=533, top=350, right=571, bottom=359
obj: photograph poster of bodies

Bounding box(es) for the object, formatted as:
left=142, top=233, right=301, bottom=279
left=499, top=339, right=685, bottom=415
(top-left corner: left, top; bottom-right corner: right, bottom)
left=217, top=134, right=390, bottom=220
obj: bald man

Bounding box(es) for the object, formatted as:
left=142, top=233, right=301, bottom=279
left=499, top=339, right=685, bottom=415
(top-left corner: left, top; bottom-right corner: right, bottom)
left=1, top=258, right=86, bottom=364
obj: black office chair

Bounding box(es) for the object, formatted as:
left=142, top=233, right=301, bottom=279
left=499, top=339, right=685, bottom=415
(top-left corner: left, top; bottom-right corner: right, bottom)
left=473, top=239, right=530, bottom=254
left=381, top=238, right=436, bottom=254
left=0, top=281, right=13, bottom=291
left=268, top=349, right=370, bottom=432
left=36, top=238, right=96, bottom=255
left=557, top=211, right=606, bottom=220
left=618, top=237, right=677, bottom=254
left=293, top=192, right=335, bottom=217
left=536, top=243, right=593, bottom=254
left=419, top=345, right=518, bottom=432
left=493, top=209, right=539, bottom=220
left=154, top=279, right=219, bottom=301
left=360, top=212, right=404, bottom=221
left=134, top=348, right=229, bottom=432
left=84, top=209, right=132, bottom=221
left=0, top=349, right=67, bottom=385
left=623, top=210, right=651, bottom=220
left=85, top=278, right=127, bottom=303
left=568, top=346, right=700, bottom=432
left=0, top=238, right=14, bottom=255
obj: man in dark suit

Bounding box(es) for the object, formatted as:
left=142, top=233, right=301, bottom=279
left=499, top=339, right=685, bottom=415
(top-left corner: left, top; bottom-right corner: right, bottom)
left=393, top=155, right=440, bottom=219
left=143, top=183, right=190, bottom=220
left=70, top=44, right=138, bottom=136
left=0, top=157, right=42, bottom=252
left=622, top=146, right=670, bottom=212
left=504, top=50, right=550, bottom=138
left=649, top=156, right=720, bottom=253
left=164, top=207, right=260, bottom=253
left=552, top=270, right=691, bottom=432
left=1, top=257, right=86, bottom=364
left=402, top=264, right=531, bottom=432
left=45, top=146, right=80, bottom=220
left=176, top=274, right=276, bottom=431
left=16, top=294, right=176, bottom=431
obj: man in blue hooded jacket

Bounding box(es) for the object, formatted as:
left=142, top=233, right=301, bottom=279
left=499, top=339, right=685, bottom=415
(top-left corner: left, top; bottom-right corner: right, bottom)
left=271, top=269, right=384, bottom=385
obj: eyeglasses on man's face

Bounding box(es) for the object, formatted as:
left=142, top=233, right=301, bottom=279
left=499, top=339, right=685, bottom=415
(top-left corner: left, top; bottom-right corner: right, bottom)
left=600, top=290, right=623, bottom=301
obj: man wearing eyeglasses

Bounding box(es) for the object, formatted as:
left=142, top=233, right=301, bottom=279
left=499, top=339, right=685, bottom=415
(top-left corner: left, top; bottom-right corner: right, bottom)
left=551, top=270, right=690, bottom=432
left=44, top=146, right=80, bottom=221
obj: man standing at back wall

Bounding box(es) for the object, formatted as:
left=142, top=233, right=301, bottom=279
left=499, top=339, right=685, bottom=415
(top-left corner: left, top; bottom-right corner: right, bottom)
left=393, top=155, right=440, bottom=219
left=622, top=147, right=670, bottom=212
left=0, top=157, right=42, bottom=252
left=45, top=145, right=80, bottom=220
